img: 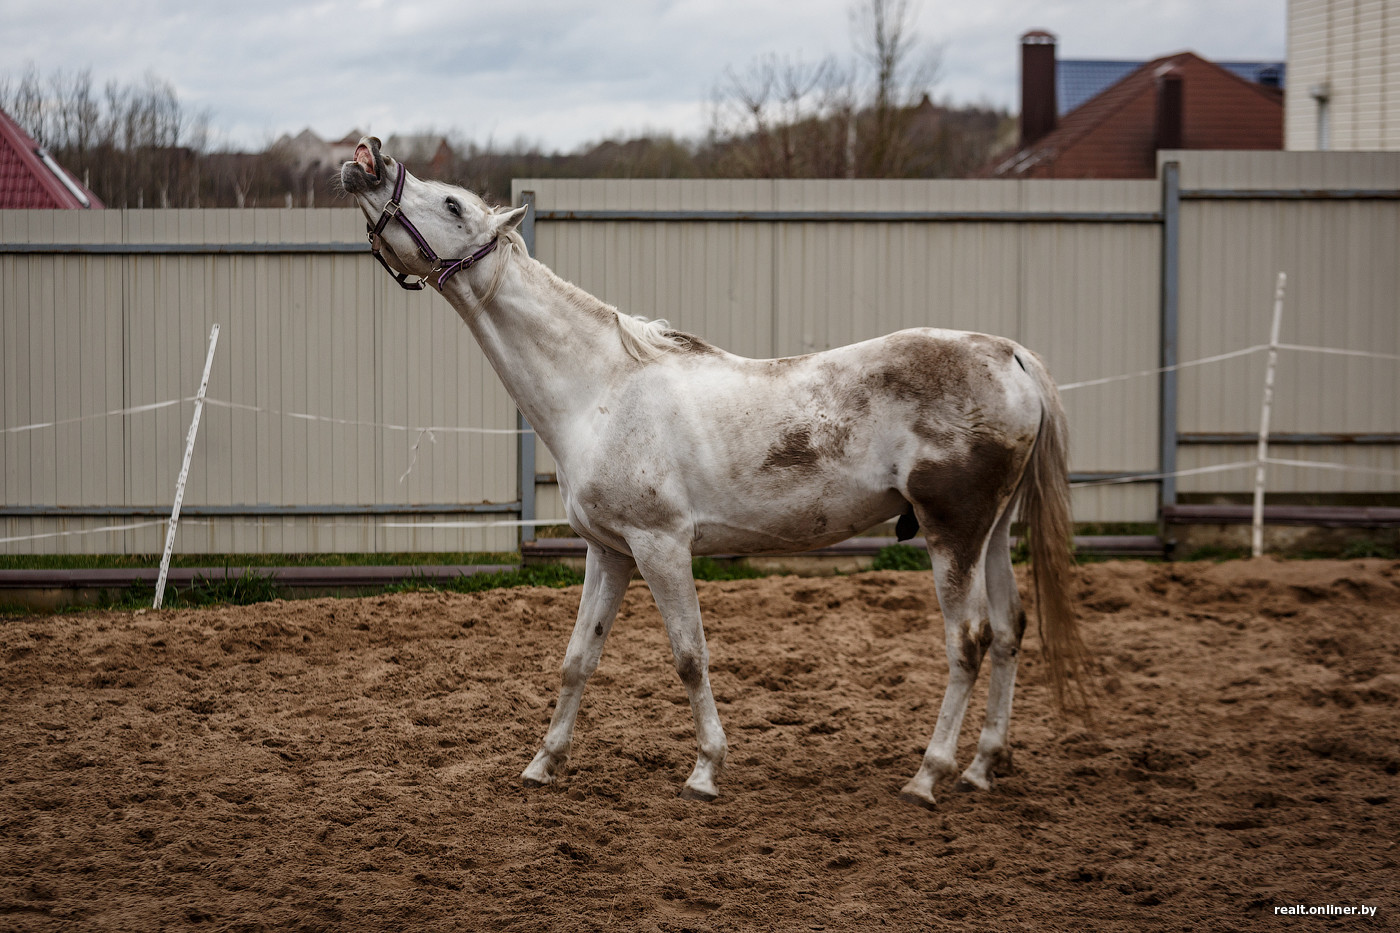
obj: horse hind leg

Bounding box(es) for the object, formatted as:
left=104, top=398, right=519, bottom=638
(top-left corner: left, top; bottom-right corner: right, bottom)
left=954, top=502, right=1023, bottom=792
left=898, top=541, right=994, bottom=810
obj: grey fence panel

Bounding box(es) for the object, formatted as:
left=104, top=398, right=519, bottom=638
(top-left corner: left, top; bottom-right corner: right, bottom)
left=1, top=209, right=521, bottom=554
left=1170, top=151, right=1400, bottom=498
left=517, top=156, right=1400, bottom=526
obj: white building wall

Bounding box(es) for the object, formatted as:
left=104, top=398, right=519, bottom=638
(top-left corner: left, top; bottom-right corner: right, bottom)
left=1288, top=0, right=1400, bottom=150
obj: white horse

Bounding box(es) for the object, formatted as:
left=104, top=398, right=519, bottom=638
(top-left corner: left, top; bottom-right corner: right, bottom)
left=341, top=138, right=1091, bottom=807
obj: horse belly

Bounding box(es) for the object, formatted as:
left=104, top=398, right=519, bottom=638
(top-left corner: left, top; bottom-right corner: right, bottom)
left=690, top=474, right=906, bottom=556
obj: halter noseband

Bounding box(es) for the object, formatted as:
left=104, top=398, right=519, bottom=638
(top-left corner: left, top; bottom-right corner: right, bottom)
left=367, top=160, right=499, bottom=291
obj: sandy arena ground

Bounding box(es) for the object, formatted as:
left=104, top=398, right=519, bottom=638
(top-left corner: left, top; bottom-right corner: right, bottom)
left=1, top=558, right=1397, bottom=931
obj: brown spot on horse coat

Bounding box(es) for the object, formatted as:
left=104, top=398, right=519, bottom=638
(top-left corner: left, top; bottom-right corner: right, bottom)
left=675, top=653, right=704, bottom=689
left=962, top=332, right=1017, bottom=362
left=958, top=622, right=993, bottom=672
left=664, top=330, right=719, bottom=355
left=862, top=334, right=1009, bottom=444
left=762, top=425, right=820, bottom=473
left=907, top=436, right=1020, bottom=581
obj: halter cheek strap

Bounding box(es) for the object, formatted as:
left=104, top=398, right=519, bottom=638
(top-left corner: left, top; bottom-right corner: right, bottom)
left=367, top=161, right=499, bottom=291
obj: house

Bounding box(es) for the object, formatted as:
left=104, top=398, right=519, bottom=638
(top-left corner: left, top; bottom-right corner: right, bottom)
left=271, top=128, right=365, bottom=177
left=983, top=31, right=1284, bottom=179
left=1287, top=0, right=1400, bottom=150
left=0, top=106, right=103, bottom=208
left=271, top=129, right=453, bottom=178
left=1057, top=59, right=1283, bottom=118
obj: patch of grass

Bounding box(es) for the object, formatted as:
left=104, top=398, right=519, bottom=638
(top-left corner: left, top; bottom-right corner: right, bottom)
left=0, top=552, right=520, bottom=571
left=387, top=563, right=585, bottom=596
left=869, top=544, right=931, bottom=572
left=691, top=556, right=767, bottom=581
left=7, top=562, right=586, bottom=616
left=109, top=567, right=282, bottom=611
left=1181, top=544, right=1251, bottom=562
left=1337, top=538, right=1399, bottom=560
left=1071, top=522, right=1161, bottom=537
left=175, top=568, right=283, bottom=607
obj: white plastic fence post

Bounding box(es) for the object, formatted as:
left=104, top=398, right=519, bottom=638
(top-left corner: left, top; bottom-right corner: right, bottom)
left=154, top=323, right=221, bottom=609
left=1252, top=274, right=1286, bottom=558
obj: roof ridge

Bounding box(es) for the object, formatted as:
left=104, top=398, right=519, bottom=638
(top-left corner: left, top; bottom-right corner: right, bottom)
left=0, top=109, right=75, bottom=208
left=993, top=49, right=1278, bottom=178
left=1039, top=52, right=1196, bottom=163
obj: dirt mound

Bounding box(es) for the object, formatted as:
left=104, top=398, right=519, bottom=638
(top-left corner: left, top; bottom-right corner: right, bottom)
left=2, top=559, right=1397, bottom=930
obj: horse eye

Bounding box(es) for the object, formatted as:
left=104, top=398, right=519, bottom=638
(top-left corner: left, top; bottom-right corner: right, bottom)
left=446, top=198, right=461, bottom=217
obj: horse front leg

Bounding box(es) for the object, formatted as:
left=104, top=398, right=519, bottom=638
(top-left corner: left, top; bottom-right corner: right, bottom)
left=631, top=535, right=728, bottom=800
left=522, top=543, right=634, bottom=788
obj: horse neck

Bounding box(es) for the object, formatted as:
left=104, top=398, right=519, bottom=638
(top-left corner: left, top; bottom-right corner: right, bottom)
left=443, top=256, right=633, bottom=451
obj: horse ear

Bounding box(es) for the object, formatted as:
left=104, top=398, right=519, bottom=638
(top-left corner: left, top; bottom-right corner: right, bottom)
left=492, top=204, right=529, bottom=236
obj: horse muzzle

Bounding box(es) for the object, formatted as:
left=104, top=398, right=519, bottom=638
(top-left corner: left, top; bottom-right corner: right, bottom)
left=341, top=136, right=388, bottom=194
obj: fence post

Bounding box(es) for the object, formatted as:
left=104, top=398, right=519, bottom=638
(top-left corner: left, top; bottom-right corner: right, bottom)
left=518, top=191, right=538, bottom=545
left=154, top=323, right=221, bottom=609
left=1252, top=273, right=1287, bottom=558
left=1159, top=161, right=1181, bottom=512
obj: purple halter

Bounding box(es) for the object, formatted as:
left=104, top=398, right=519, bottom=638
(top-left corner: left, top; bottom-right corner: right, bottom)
left=367, top=160, right=499, bottom=291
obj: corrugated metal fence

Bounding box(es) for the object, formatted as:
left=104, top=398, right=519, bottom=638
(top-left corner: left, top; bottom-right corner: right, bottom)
left=2, top=151, right=1397, bottom=553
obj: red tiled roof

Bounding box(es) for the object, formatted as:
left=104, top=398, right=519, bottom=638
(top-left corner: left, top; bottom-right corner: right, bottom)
left=985, top=51, right=1283, bottom=179
left=0, top=107, right=104, bottom=209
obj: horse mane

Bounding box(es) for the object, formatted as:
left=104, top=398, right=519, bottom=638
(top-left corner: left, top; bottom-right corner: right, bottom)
left=444, top=183, right=692, bottom=361
left=614, top=311, right=692, bottom=361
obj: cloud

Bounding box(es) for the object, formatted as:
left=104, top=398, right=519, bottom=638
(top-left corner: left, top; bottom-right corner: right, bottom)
left=2, top=0, right=1285, bottom=153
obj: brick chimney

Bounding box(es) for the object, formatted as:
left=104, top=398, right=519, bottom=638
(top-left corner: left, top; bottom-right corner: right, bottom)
left=1155, top=70, right=1184, bottom=150
left=1020, top=30, right=1058, bottom=148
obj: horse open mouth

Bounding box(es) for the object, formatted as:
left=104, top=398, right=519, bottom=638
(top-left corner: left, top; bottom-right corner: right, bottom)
left=341, top=136, right=386, bottom=193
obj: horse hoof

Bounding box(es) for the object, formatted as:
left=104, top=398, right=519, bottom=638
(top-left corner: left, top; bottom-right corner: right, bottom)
left=897, top=790, right=938, bottom=811
left=678, top=785, right=718, bottom=802
left=521, top=776, right=550, bottom=789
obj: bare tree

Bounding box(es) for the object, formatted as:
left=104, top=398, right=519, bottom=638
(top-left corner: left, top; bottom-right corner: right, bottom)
left=2, top=64, right=213, bottom=207
left=709, top=53, right=856, bottom=178
left=706, top=0, right=951, bottom=179
left=850, top=0, right=942, bottom=175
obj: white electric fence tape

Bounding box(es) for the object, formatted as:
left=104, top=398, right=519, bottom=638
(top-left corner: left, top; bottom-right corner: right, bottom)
left=1068, top=461, right=1258, bottom=488
left=198, top=397, right=532, bottom=434
left=0, top=519, right=167, bottom=546
left=5, top=341, right=1397, bottom=437
left=1055, top=345, right=1267, bottom=391
left=0, top=398, right=192, bottom=434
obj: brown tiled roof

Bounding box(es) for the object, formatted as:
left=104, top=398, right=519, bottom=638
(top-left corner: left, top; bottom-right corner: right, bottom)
left=985, top=51, right=1283, bottom=179
left=0, top=107, right=104, bottom=209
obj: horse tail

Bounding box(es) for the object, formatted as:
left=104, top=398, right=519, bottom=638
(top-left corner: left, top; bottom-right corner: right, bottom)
left=1014, top=351, right=1095, bottom=718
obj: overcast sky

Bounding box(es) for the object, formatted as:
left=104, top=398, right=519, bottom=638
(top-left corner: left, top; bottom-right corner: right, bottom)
left=5, top=0, right=1286, bottom=153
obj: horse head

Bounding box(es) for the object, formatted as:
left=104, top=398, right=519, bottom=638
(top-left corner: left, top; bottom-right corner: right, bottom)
left=340, top=136, right=526, bottom=292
